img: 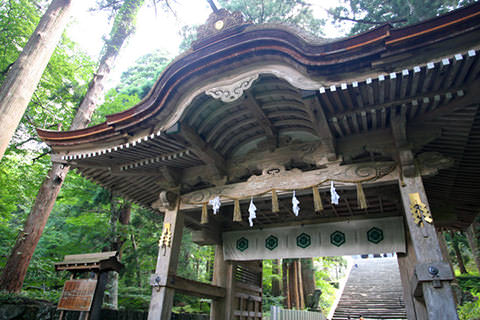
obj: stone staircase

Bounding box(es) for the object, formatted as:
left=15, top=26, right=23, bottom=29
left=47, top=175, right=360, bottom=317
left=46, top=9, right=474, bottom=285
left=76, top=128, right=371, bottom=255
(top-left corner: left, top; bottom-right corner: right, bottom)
left=332, top=257, right=407, bottom=320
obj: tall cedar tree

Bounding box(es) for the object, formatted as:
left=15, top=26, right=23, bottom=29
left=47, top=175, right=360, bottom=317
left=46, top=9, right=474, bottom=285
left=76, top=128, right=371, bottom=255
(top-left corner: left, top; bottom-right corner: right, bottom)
left=0, top=0, right=75, bottom=160
left=0, top=0, right=145, bottom=292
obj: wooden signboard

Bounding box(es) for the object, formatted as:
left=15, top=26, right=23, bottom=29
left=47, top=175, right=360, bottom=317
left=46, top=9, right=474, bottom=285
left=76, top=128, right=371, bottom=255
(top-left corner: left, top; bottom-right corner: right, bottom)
left=57, top=280, right=97, bottom=311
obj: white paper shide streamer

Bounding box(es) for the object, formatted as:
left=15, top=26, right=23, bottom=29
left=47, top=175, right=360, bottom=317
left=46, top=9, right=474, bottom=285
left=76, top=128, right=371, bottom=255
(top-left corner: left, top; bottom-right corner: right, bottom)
left=248, top=198, right=257, bottom=227
left=330, top=181, right=340, bottom=205
left=208, top=196, right=221, bottom=215
left=292, top=191, right=300, bottom=216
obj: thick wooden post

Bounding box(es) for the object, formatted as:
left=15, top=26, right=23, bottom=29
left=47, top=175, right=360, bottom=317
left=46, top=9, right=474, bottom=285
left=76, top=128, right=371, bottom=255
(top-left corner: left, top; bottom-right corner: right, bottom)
left=397, top=230, right=428, bottom=320
left=224, top=261, right=235, bottom=320
left=398, top=175, right=458, bottom=319
left=210, top=245, right=227, bottom=319
left=148, top=203, right=184, bottom=320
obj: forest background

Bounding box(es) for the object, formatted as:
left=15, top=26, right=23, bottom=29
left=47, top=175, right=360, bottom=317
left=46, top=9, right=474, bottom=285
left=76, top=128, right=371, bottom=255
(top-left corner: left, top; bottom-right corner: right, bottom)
left=0, top=0, right=479, bottom=318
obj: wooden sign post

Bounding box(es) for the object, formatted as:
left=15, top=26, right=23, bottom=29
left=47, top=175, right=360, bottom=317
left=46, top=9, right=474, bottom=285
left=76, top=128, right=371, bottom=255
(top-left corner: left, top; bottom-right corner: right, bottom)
left=55, top=251, right=123, bottom=320
left=58, top=279, right=97, bottom=312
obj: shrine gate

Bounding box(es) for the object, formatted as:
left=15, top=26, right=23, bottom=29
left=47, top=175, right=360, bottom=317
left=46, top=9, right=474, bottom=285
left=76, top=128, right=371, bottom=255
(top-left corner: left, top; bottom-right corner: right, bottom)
left=38, top=3, right=480, bottom=319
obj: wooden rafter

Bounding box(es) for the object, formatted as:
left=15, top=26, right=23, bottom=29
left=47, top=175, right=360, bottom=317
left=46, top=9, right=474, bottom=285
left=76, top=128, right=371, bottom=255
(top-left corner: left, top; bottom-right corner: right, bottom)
left=305, top=96, right=337, bottom=160
left=244, top=93, right=277, bottom=149
left=173, top=123, right=226, bottom=175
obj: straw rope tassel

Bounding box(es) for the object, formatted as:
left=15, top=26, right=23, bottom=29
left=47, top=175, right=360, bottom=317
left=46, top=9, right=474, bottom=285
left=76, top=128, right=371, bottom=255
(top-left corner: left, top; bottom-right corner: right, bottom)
left=356, top=183, right=367, bottom=209
left=233, top=199, right=242, bottom=222
left=312, top=187, right=323, bottom=212
left=201, top=203, right=208, bottom=224
left=272, top=189, right=279, bottom=213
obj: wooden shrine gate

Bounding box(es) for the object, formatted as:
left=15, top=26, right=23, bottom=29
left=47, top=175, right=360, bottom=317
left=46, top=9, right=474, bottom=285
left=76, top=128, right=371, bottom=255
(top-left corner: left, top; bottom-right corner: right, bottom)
left=37, top=3, right=480, bottom=320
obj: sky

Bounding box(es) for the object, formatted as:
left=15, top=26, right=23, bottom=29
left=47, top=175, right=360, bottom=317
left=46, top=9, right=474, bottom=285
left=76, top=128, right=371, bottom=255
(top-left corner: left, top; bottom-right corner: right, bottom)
left=67, top=0, right=352, bottom=88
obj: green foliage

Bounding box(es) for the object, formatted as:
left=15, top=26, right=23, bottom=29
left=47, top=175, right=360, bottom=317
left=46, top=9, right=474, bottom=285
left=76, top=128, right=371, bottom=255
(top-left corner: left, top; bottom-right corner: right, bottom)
left=116, top=50, right=170, bottom=97
left=0, top=0, right=39, bottom=82
left=328, top=0, right=477, bottom=35
left=0, top=0, right=94, bottom=150
left=90, top=50, right=171, bottom=126
left=458, top=275, right=480, bottom=293
left=314, top=257, right=347, bottom=314
left=218, top=0, right=324, bottom=35
left=118, top=286, right=151, bottom=310
left=458, top=292, right=480, bottom=320
left=90, top=89, right=141, bottom=125
left=444, top=231, right=475, bottom=274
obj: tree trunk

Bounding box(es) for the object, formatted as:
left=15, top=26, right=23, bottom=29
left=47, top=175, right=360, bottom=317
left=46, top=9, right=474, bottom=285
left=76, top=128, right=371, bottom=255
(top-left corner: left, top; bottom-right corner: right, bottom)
left=286, top=259, right=304, bottom=309
left=0, top=163, right=68, bottom=292
left=271, top=259, right=281, bottom=297
left=451, top=231, right=468, bottom=274
left=300, top=258, right=315, bottom=308
left=0, top=0, right=76, bottom=160
left=466, top=219, right=480, bottom=273
left=130, top=233, right=142, bottom=287
left=104, top=196, right=120, bottom=310
left=0, top=0, right=145, bottom=293
left=282, top=259, right=288, bottom=308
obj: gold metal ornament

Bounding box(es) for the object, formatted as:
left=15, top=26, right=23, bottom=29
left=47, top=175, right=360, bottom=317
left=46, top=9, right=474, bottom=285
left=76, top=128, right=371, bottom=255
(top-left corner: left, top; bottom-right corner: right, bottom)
left=159, top=223, right=172, bottom=255
left=409, top=193, right=433, bottom=227
left=214, top=20, right=224, bottom=30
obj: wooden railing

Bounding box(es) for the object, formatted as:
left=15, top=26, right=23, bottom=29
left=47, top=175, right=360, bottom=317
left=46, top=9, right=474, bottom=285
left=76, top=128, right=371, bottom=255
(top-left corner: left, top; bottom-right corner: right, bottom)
left=270, top=306, right=326, bottom=320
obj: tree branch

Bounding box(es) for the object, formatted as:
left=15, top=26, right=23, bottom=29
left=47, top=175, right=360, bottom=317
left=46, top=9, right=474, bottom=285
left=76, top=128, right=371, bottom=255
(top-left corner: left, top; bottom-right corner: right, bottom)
left=0, top=62, right=14, bottom=77
left=206, top=0, right=218, bottom=12
left=329, top=12, right=407, bottom=25
left=13, top=137, right=37, bottom=149
left=32, top=151, right=50, bottom=164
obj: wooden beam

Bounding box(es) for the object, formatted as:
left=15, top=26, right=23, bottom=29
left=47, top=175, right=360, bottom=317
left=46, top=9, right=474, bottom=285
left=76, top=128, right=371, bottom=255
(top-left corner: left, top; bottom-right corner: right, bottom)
left=192, top=229, right=222, bottom=245
left=182, top=161, right=399, bottom=205
left=110, top=168, right=164, bottom=177
left=165, top=275, right=225, bottom=299
left=411, top=87, right=480, bottom=123
left=158, top=166, right=182, bottom=186
left=173, top=123, right=226, bottom=175
left=305, top=96, right=336, bottom=160
left=332, top=81, right=479, bottom=120
left=244, top=93, right=277, bottom=149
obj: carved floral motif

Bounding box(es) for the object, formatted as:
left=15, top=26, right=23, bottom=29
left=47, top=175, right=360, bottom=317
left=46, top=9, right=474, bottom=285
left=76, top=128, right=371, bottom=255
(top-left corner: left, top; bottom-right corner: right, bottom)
left=205, top=75, right=259, bottom=103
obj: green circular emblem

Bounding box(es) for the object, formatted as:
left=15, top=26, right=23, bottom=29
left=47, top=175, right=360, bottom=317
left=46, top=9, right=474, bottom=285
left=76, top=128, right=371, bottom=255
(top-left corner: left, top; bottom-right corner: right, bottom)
left=265, top=235, right=278, bottom=251
left=236, top=237, right=248, bottom=252
left=330, top=231, right=346, bottom=247
left=296, top=233, right=311, bottom=249
left=367, top=227, right=384, bottom=244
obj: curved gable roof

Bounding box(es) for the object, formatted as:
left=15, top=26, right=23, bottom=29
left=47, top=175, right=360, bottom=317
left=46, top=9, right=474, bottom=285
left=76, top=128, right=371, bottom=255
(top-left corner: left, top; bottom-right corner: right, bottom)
left=37, top=2, right=480, bottom=149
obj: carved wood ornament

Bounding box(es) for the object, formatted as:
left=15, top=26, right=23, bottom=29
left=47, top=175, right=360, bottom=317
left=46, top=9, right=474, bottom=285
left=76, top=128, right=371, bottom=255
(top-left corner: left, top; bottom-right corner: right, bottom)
left=205, top=74, right=259, bottom=103
left=195, top=9, right=246, bottom=44
left=181, top=161, right=397, bottom=205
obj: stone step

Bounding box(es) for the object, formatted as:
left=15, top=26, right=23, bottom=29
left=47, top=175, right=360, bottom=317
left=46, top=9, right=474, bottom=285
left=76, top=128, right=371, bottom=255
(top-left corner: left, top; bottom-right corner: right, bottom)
left=332, top=257, right=407, bottom=320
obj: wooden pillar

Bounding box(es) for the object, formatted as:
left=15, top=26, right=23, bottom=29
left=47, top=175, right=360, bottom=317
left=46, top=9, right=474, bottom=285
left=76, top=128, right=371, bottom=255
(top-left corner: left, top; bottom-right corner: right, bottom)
left=90, top=271, right=108, bottom=320
left=148, top=203, right=184, bottom=320
left=397, top=230, right=428, bottom=320
left=224, top=261, right=235, bottom=320
left=210, top=245, right=227, bottom=320
left=398, top=175, right=458, bottom=320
